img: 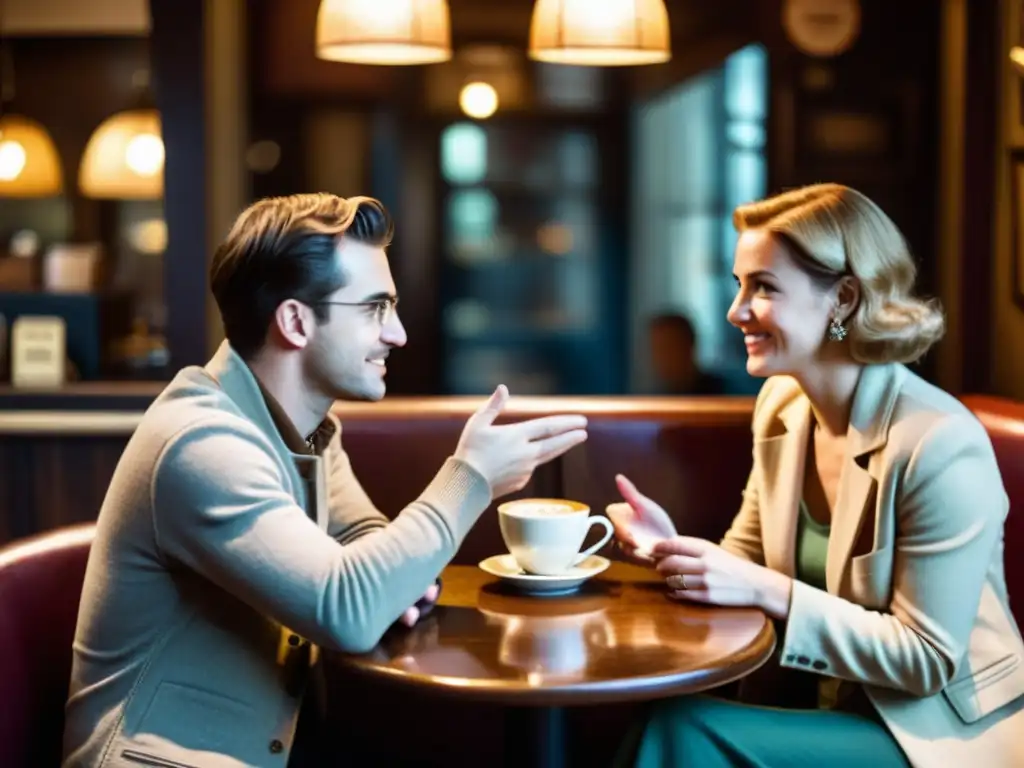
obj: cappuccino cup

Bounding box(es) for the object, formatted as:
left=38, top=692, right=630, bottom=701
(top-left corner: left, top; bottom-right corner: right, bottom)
left=498, top=498, right=614, bottom=576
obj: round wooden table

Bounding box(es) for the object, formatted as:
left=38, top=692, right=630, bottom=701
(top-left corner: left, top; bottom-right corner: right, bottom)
left=335, top=561, right=776, bottom=768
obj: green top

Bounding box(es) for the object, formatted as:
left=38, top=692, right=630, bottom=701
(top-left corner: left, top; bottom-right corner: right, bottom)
left=797, top=498, right=848, bottom=710
left=795, top=498, right=830, bottom=591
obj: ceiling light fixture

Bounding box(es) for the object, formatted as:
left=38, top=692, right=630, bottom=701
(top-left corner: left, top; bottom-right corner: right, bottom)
left=528, top=0, right=671, bottom=66
left=315, top=0, right=452, bottom=65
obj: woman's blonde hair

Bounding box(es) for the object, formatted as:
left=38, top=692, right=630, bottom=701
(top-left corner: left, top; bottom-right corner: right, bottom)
left=732, top=183, right=944, bottom=364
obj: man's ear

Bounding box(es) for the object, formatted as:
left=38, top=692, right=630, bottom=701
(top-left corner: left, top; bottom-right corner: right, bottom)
left=835, top=275, right=861, bottom=324
left=271, top=300, right=312, bottom=350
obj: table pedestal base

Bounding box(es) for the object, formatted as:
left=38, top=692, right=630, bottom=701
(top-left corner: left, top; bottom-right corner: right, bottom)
left=506, top=706, right=567, bottom=768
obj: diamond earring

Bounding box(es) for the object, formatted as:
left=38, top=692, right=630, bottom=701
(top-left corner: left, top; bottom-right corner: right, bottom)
left=827, top=316, right=848, bottom=342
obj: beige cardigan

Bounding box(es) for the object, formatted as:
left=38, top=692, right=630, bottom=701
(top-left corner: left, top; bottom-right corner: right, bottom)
left=723, top=363, right=1024, bottom=767
left=62, top=341, right=490, bottom=767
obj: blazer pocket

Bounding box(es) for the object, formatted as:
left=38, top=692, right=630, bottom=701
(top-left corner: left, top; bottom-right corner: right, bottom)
left=943, top=653, right=1024, bottom=724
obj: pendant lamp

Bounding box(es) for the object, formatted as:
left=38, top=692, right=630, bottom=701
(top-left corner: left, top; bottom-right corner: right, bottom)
left=528, top=0, right=671, bottom=66
left=315, top=0, right=452, bottom=65
left=79, top=108, right=163, bottom=200
left=0, top=114, right=62, bottom=197
left=1012, top=46, right=1024, bottom=76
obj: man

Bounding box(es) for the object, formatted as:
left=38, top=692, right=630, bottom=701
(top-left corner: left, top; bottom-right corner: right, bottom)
left=648, top=312, right=726, bottom=396
left=62, top=193, right=588, bottom=767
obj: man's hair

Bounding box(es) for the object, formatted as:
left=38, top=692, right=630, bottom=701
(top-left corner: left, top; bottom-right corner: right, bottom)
left=649, top=312, right=696, bottom=344
left=210, top=193, right=393, bottom=360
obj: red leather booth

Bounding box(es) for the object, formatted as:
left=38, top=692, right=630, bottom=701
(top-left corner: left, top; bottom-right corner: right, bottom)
left=1, top=394, right=1022, bottom=766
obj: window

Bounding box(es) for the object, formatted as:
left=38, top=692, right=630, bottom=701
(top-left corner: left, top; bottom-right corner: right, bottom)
left=630, top=44, right=768, bottom=394
left=437, top=120, right=613, bottom=394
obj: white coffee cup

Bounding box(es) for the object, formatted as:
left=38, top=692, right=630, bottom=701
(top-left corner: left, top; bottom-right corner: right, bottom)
left=497, top=498, right=614, bottom=576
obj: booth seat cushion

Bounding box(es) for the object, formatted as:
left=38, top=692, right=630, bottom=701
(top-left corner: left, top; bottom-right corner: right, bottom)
left=561, top=398, right=755, bottom=542
left=0, top=522, right=95, bottom=768
left=335, top=397, right=757, bottom=565
left=962, top=396, right=1024, bottom=623
left=333, top=400, right=558, bottom=565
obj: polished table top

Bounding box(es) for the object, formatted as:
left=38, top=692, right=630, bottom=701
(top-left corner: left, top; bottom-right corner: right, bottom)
left=334, top=561, right=777, bottom=707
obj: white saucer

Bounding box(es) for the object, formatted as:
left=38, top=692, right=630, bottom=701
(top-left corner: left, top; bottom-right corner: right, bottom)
left=478, top=554, right=610, bottom=596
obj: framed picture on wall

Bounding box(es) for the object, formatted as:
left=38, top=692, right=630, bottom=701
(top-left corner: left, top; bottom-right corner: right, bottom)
left=1008, top=149, right=1024, bottom=308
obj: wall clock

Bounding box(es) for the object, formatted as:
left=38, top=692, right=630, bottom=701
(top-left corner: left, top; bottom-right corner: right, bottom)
left=783, top=0, right=861, bottom=58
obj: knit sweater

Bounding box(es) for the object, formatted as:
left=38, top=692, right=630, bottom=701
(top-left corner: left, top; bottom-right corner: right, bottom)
left=62, top=341, right=491, bottom=767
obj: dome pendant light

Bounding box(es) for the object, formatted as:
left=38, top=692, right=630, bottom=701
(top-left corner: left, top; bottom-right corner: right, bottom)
left=78, top=69, right=163, bottom=200
left=315, top=0, right=452, bottom=65
left=528, top=0, right=672, bottom=66
left=0, top=114, right=63, bottom=197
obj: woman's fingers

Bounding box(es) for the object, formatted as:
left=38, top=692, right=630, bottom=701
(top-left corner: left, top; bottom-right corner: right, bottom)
left=615, top=474, right=656, bottom=514
left=615, top=539, right=655, bottom=566
left=655, top=554, right=705, bottom=576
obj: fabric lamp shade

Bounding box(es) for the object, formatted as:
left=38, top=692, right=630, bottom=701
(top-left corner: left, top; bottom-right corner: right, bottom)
left=0, top=114, right=63, bottom=198
left=528, top=0, right=671, bottom=66
left=79, top=109, right=164, bottom=200
left=315, top=0, right=452, bottom=65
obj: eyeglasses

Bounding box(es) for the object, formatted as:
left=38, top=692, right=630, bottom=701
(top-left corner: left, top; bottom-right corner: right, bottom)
left=316, top=296, right=398, bottom=326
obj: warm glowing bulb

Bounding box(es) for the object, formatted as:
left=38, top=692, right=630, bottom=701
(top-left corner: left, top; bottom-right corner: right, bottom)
left=0, top=140, right=27, bottom=181
left=1012, top=46, right=1024, bottom=75
left=459, top=82, right=498, bottom=119
left=125, top=133, right=165, bottom=177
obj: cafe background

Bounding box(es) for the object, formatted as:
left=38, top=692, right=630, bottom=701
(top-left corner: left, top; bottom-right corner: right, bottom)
left=0, top=1, right=1017, bottom=764
left=0, top=0, right=1009, bottom=529
left=0, top=0, right=1001, bottom=398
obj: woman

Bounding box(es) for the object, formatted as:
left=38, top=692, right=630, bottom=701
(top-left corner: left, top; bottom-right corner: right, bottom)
left=609, top=184, right=1024, bottom=767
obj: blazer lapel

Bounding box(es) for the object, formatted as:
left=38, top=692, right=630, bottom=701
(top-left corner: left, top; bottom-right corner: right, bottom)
left=757, top=394, right=812, bottom=578
left=825, top=363, right=905, bottom=592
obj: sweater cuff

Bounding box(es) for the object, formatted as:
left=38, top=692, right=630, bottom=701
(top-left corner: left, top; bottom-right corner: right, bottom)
left=418, top=456, right=492, bottom=542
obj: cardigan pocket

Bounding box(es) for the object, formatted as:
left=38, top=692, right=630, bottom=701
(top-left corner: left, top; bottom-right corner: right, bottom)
left=120, top=750, right=199, bottom=768
left=132, top=681, right=256, bottom=756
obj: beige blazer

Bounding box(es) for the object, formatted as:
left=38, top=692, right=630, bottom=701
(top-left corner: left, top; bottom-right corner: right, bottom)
left=721, top=363, right=1024, bottom=768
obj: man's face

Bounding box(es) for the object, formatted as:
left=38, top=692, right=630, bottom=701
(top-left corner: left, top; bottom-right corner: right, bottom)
left=304, top=237, right=407, bottom=401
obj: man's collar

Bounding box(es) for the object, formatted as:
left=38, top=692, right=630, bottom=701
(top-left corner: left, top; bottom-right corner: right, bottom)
left=204, top=340, right=337, bottom=456
left=257, top=381, right=336, bottom=455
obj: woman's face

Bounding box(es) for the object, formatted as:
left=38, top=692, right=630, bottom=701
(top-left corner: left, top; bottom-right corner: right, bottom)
left=727, top=229, right=840, bottom=379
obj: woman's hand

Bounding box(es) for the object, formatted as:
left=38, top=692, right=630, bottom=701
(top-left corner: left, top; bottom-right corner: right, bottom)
left=605, top=474, right=678, bottom=563
left=652, top=537, right=793, bottom=619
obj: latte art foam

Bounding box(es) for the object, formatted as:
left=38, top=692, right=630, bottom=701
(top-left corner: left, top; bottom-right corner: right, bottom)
left=506, top=503, right=577, bottom=518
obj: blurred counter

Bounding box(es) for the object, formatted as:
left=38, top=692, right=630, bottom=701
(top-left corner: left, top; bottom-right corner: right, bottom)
left=0, top=382, right=162, bottom=430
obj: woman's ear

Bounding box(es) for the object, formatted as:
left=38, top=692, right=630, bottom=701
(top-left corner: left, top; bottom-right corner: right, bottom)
left=835, top=275, right=861, bottom=323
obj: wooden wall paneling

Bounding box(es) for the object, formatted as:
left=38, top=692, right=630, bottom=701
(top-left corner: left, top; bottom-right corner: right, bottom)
left=0, top=436, right=128, bottom=545
left=959, top=0, right=998, bottom=393
left=0, top=439, right=30, bottom=543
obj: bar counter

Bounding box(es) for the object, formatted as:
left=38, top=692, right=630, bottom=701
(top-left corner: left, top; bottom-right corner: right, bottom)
left=0, top=383, right=164, bottom=543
